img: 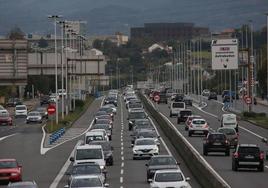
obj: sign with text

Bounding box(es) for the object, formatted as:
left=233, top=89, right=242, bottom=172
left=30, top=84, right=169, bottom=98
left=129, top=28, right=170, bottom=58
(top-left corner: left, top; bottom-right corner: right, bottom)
left=211, top=39, right=238, bottom=70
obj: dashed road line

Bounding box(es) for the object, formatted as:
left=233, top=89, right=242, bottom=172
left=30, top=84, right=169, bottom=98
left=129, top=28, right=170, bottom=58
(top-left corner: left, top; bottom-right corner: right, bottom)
left=0, top=133, right=18, bottom=142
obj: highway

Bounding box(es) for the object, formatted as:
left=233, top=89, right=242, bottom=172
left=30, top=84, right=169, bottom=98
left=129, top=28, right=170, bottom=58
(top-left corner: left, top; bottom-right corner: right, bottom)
left=147, top=94, right=268, bottom=188
left=0, top=96, right=200, bottom=188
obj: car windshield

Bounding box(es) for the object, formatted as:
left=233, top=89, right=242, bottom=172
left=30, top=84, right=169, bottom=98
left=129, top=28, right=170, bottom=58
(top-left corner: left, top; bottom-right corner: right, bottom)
left=100, top=108, right=113, bottom=113
left=16, top=106, right=26, bottom=110
left=95, top=120, right=110, bottom=124
left=209, top=134, right=225, bottom=140
left=92, top=124, right=109, bottom=130
left=218, top=129, right=236, bottom=135
left=239, top=147, right=260, bottom=154
left=192, top=120, right=206, bottom=124
left=136, top=139, right=155, bottom=145
left=76, top=149, right=102, bottom=160
left=0, top=161, right=17, bottom=168
left=96, top=111, right=107, bottom=116
left=138, top=131, right=157, bottom=138
left=129, top=103, right=142, bottom=108
left=149, top=157, right=177, bottom=166
left=71, top=177, right=102, bottom=187
left=129, top=112, right=146, bottom=119
left=155, top=172, right=184, bottom=182
left=97, top=115, right=110, bottom=120
left=72, top=165, right=101, bottom=175
left=86, top=136, right=104, bottom=143
left=28, top=112, right=40, bottom=116
left=0, top=112, right=9, bottom=117
left=172, top=103, right=184, bottom=108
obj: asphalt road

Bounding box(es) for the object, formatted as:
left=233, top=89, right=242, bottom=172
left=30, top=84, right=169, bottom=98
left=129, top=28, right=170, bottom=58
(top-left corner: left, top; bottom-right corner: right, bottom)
left=150, top=95, right=268, bottom=188
left=0, top=95, right=200, bottom=188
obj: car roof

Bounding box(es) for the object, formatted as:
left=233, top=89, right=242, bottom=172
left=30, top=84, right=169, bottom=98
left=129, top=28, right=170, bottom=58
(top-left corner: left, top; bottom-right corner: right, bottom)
left=222, top=113, right=236, bottom=117
left=0, top=159, right=16, bottom=162
left=217, top=127, right=236, bottom=131
left=151, top=155, right=173, bottom=158
left=155, top=169, right=182, bottom=173
left=86, top=131, right=104, bottom=136
left=239, top=144, right=258, bottom=147
left=15, top=105, right=26, bottom=107
left=8, top=181, right=36, bottom=186
left=76, top=145, right=102, bottom=149
left=136, top=138, right=155, bottom=141
left=72, top=175, right=100, bottom=179
left=192, top=118, right=206, bottom=121
left=73, top=163, right=100, bottom=167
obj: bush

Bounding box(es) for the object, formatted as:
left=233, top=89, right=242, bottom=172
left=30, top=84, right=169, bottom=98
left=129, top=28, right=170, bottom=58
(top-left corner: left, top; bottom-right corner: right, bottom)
left=75, top=99, right=85, bottom=107
left=243, top=111, right=266, bottom=118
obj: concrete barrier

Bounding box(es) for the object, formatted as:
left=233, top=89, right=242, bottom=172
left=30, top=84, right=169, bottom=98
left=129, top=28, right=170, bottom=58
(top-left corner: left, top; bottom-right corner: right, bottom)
left=139, top=93, right=230, bottom=188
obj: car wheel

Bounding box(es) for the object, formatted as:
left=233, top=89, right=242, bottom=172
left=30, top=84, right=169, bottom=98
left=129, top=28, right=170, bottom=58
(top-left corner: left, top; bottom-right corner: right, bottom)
left=225, top=149, right=230, bottom=156
left=177, top=120, right=180, bottom=124
left=188, top=131, right=192, bottom=137
left=258, top=164, right=264, bottom=172
left=203, top=148, right=208, bottom=156
left=185, top=126, right=188, bottom=131
left=232, top=162, right=238, bottom=171
left=133, top=156, right=136, bottom=160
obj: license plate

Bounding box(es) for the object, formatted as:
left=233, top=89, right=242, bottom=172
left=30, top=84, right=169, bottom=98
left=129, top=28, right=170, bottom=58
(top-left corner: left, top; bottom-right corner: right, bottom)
left=245, top=155, right=254, bottom=159
left=0, top=177, right=8, bottom=180
left=213, top=143, right=222, bottom=146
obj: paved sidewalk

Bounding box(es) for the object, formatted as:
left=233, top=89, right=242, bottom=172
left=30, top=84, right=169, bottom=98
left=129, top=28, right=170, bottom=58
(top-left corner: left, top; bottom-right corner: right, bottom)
left=43, top=96, right=103, bottom=148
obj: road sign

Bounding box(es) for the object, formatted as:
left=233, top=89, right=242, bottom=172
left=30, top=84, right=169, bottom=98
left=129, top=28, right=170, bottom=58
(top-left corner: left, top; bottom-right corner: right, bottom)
left=211, top=39, right=238, bottom=70
left=47, top=105, right=56, bottom=115
left=245, top=96, right=252, bottom=104
left=154, top=95, right=160, bottom=102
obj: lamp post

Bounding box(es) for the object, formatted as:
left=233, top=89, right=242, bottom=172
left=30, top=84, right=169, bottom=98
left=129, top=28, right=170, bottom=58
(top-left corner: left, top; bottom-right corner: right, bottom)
left=266, top=13, right=268, bottom=100
left=48, top=15, right=62, bottom=124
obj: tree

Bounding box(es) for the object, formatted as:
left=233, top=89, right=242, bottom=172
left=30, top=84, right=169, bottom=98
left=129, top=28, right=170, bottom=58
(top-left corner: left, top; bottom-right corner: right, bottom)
left=92, top=39, right=103, bottom=50
left=7, top=26, right=25, bottom=40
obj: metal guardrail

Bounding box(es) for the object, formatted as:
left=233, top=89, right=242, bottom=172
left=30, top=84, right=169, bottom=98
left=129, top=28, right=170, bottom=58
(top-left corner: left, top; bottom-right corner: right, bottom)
left=49, top=128, right=65, bottom=145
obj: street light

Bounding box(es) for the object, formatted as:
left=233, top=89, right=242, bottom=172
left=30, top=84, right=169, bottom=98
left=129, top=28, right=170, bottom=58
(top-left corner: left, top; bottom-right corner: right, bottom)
left=48, top=14, right=62, bottom=124
left=266, top=13, right=268, bottom=100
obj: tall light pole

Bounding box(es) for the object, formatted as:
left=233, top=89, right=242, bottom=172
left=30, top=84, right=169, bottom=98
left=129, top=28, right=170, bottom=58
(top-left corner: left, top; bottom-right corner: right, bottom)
left=249, top=20, right=254, bottom=109
left=266, top=13, right=268, bottom=100
left=48, top=15, right=62, bottom=124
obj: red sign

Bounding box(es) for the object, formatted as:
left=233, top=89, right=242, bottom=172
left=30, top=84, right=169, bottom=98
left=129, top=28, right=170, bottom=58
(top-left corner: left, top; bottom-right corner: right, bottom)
left=154, top=95, right=160, bottom=102
left=245, top=97, right=252, bottom=104
left=47, top=105, right=56, bottom=115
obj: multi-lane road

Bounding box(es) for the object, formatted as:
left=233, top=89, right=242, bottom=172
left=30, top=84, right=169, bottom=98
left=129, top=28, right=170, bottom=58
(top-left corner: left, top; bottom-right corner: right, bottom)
left=0, top=96, right=201, bottom=188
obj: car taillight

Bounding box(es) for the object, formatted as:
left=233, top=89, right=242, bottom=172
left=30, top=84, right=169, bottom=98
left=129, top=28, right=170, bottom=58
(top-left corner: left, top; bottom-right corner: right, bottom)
left=203, top=124, right=208, bottom=128
left=189, top=124, right=193, bottom=128
left=260, top=152, right=264, bottom=160
left=233, top=152, right=239, bottom=158
left=225, top=140, right=229, bottom=144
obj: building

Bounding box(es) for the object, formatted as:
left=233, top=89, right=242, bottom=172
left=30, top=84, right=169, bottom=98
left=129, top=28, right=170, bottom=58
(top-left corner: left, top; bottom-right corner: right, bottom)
left=131, top=22, right=209, bottom=41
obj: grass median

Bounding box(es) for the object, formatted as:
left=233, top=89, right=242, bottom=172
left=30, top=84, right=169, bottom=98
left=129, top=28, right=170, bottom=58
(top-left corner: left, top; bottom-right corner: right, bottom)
left=241, top=111, right=268, bottom=129
left=45, top=96, right=94, bottom=133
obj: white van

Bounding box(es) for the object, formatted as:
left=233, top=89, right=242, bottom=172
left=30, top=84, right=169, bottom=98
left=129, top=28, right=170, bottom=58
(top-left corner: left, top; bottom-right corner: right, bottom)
left=15, top=105, right=27, bottom=118
left=85, top=131, right=106, bottom=144
left=70, top=145, right=106, bottom=169
left=169, top=102, right=186, bottom=117
left=221, top=113, right=238, bottom=132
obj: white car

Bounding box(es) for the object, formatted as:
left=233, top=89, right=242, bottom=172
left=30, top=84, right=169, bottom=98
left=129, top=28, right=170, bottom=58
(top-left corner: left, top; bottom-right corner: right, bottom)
left=149, top=169, right=191, bottom=188
left=188, top=118, right=209, bottom=137
left=221, top=113, right=238, bottom=132
left=202, top=89, right=210, bottom=96
left=85, top=131, right=107, bottom=144
left=132, top=138, right=159, bottom=159
left=26, top=111, right=42, bottom=123
left=15, top=105, right=27, bottom=118
left=102, top=104, right=117, bottom=114
left=64, top=175, right=109, bottom=188
left=169, top=102, right=185, bottom=117
left=58, top=89, right=67, bottom=96
left=0, top=105, right=8, bottom=114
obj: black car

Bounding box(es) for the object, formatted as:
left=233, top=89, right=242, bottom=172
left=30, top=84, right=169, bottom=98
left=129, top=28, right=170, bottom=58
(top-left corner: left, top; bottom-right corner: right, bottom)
left=5, top=98, right=22, bottom=107
left=128, top=110, right=147, bottom=131
left=89, top=141, right=114, bottom=166
left=104, top=96, right=117, bottom=106
left=177, top=109, right=192, bottom=124
left=40, top=95, right=50, bottom=106
left=232, top=144, right=264, bottom=171
left=145, top=155, right=179, bottom=181
left=208, top=92, right=217, bottom=100
left=173, top=94, right=184, bottom=102
left=183, top=98, right=192, bottom=106
left=203, top=133, right=230, bottom=156
left=158, top=93, right=168, bottom=104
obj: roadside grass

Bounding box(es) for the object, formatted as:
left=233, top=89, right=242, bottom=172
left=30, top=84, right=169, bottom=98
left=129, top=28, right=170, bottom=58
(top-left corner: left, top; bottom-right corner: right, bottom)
left=45, top=96, right=94, bottom=133
left=241, top=111, right=268, bottom=129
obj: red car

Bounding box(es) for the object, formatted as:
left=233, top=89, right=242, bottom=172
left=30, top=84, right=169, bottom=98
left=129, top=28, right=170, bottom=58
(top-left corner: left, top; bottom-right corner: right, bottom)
left=0, top=159, right=22, bottom=182
left=0, top=112, right=13, bottom=126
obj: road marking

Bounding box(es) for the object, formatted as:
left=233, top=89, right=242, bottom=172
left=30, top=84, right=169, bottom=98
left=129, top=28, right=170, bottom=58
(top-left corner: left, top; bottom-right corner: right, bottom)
left=121, top=151, right=124, bottom=155
left=121, top=162, right=124, bottom=167
left=49, top=141, right=82, bottom=188
left=120, top=177, right=123, bottom=183
left=120, top=169, right=124, bottom=174
left=121, top=142, right=124, bottom=146
left=40, top=97, right=104, bottom=155
left=119, top=97, right=125, bottom=186
left=265, top=165, right=268, bottom=169
left=0, top=133, right=18, bottom=142
left=121, top=156, right=124, bottom=161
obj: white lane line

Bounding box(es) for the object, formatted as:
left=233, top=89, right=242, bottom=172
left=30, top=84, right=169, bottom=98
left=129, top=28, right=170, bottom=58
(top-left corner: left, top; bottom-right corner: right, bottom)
left=120, top=186, right=123, bottom=188
left=148, top=117, right=172, bottom=156
left=121, top=151, right=124, bottom=155
left=120, top=169, right=124, bottom=174
left=265, top=165, right=268, bottom=169
left=121, top=156, right=124, bottom=161
left=40, top=97, right=104, bottom=155
left=0, top=133, right=18, bottom=142
left=120, top=177, right=123, bottom=183
left=121, top=162, right=124, bottom=167
left=49, top=141, right=82, bottom=188
left=121, top=142, right=124, bottom=146
left=193, top=103, right=218, bottom=119
left=121, top=146, right=124, bottom=151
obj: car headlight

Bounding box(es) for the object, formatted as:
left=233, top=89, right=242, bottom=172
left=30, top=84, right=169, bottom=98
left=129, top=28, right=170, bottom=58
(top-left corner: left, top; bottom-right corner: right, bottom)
left=152, top=148, right=159, bottom=153
left=129, top=121, right=133, bottom=124
left=45, top=112, right=48, bottom=115
left=100, top=165, right=105, bottom=170
left=133, top=149, right=138, bottom=153
left=11, top=173, right=19, bottom=176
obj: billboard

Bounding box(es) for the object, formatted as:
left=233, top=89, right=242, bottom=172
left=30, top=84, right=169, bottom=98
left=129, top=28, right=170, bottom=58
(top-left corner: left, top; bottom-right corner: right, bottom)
left=211, top=39, right=238, bottom=70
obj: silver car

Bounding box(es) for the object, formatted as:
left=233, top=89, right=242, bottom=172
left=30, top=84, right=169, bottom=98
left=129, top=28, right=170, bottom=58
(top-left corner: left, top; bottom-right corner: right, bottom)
left=26, top=111, right=42, bottom=124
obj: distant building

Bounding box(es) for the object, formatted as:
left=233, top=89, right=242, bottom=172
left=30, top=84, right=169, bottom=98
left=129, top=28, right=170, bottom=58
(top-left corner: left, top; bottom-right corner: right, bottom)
left=131, top=23, right=209, bottom=41
left=88, top=32, right=129, bottom=47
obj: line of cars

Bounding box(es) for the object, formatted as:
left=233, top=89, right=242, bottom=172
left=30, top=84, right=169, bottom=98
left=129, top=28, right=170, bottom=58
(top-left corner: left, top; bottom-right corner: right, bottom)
left=124, top=87, right=192, bottom=188
left=155, top=89, right=265, bottom=172
left=66, top=90, right=119, bottom=188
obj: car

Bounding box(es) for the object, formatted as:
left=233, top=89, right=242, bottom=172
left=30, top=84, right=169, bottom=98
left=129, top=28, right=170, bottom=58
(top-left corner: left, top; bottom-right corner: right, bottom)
left=66, top=163, right=106, bottom=185
left=185, top=115, right=202, bottom=131
left=202, top=89, right=210, bottom=96
left=208, top=92, right=217, bottom=100
left=177, top=109, right=192, bottom=124
left=172, top=94, right=184, bottom=102
left=146, top=155, right=180, bottom=181
left=128, top=110, right=147, bottom=131
left=157, top=93, right=168, bottom=104
left=70, top=145, right=106, bottom=170
left=203, top=132, right=230, bottom=156
left=89, top=141, right=114, bottom=166
left=98, top=107, right=114, bottom=120
left=183, top=97, right=192, bottom=106
left=91, top=124, right=112, bottom=140
left=5, top=98, right=22, bottom=107
left=102, top=104, right=117, bottom=114
left=26, top=111, right=42, bottom=124
left=149, top=169, right=191, bottom=188
left=169, top=102, right=185, bottom=117
left=217, top=127, right=238, bottom=148
left=94, top=115, right=113, bottom=125
left=49, top=93, right=59, bottom=100
left=132, top=119, right=154, bottom=132
left=85, top=131, right=107, bottom=144
left=95, top=119, right=113, bottom=130
left=0, top=159, right=22, bottom=183
left=15, top=105, right=27, bottom=118
left=127, top=103, right=143, bottom=113
left=132, top=138, right=159, bottom=159
left=132, top=129, right=160, bottom=146
left=40, top=95, right=50, bottom=106
left=0, top=111, right=13, bottom=126
left=232, top=144, right=264, bottom=172
left=8, top=181, right=38, bottom=188
left=222, top=90, right=239, bottom=100
left=221, top=113, right=238, bottom=132
left=104, top=96, right=117, bottom=106
left=188, top=118, right=209, bottom=137
left=0, top=105, right=8, bottom=114
left=64, top=175, right=109, bottom=188
left=36, top=107, right=48, bottom=119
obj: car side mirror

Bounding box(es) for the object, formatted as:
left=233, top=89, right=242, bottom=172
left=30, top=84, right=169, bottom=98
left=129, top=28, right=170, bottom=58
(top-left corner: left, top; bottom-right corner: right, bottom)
left=145, top=164, right=148, bottom=167
left=70, top=157, right=74, bottom=162
left=186, top=177, right=190, bottom=181
left=64, top=185, right=69, bottom=188
left=148, top=179, right=153, bottom=183
left=104, top=183, right=109, bottom=187
left=131, top=144, right=134, bottom=147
